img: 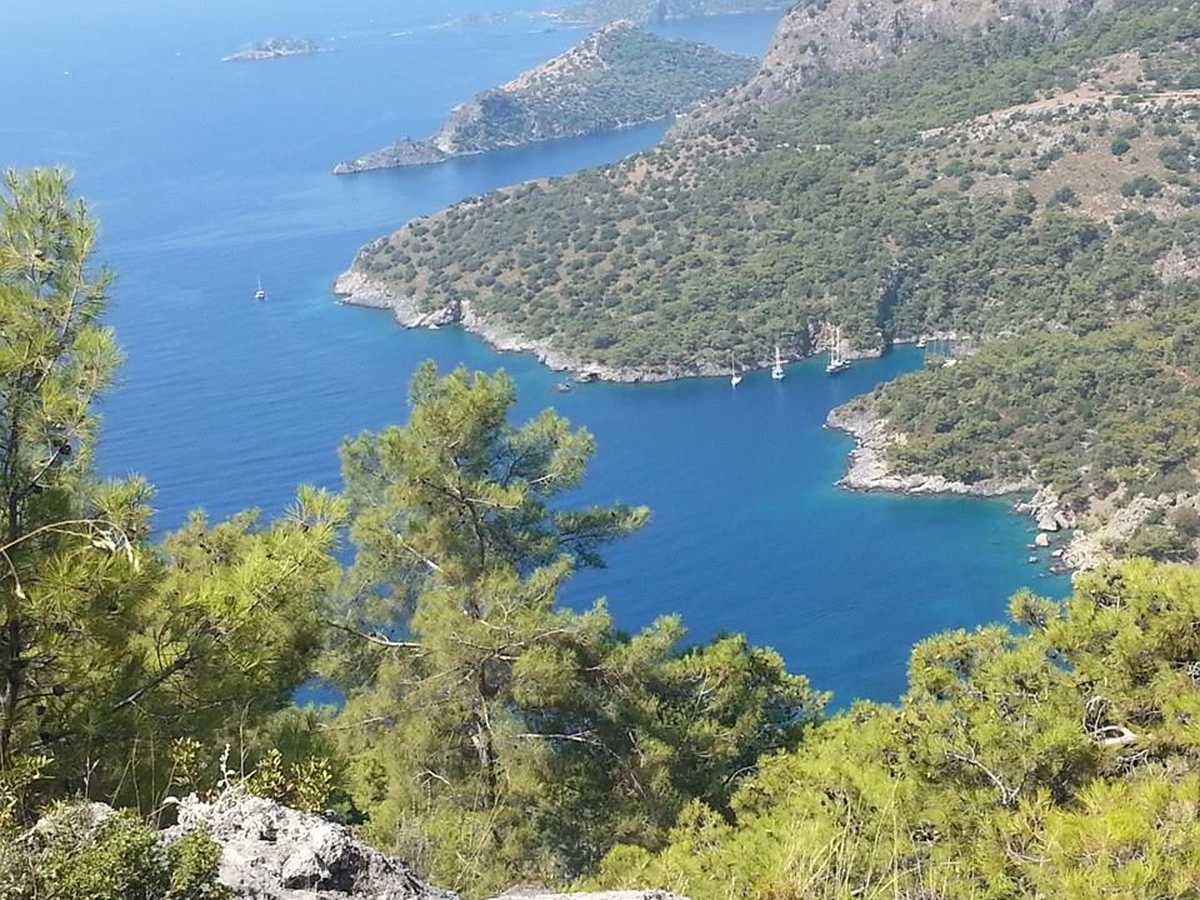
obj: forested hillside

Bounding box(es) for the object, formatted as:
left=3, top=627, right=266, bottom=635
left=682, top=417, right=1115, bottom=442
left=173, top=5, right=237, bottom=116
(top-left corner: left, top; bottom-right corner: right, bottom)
left=338, top=0, right=1200, bottom=380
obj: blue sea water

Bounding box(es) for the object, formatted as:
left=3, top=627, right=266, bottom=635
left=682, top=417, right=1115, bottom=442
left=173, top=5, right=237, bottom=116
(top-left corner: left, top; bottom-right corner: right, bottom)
left=1, top=0, right=1069, bottom=705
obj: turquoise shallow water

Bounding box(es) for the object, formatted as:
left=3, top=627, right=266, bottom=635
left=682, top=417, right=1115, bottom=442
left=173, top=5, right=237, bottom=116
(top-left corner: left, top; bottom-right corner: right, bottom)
left=1, top=0, right=1069, bottom=705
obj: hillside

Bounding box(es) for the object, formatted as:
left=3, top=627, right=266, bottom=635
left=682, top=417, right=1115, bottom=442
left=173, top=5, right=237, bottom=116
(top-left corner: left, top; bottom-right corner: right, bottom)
left=336, top=1, right=1196, bottom=377
left=333, top=22, right=755, bottom=174
left=739, top=0, right=1113, bottom=105
left=556, top=0, right=790, bottom=26
left=332, top=0, right=1200, bottom=567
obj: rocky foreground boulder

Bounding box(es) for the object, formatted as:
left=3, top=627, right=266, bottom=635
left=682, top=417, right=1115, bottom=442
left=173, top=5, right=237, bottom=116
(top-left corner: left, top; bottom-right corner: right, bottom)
left=165, top=790, right=454, bottom=900
left=163, top=789, right=686, bottom=900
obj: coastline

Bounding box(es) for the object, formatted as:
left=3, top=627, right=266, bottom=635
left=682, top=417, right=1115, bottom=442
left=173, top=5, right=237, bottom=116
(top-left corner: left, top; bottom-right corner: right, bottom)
left=824, top=404, right=1035, bottom=498
left=332, top=114, right=674, bottom=176
left=823, top=402, right=1116, bottom=573
left=336, top=267, right=1141, bottom=574
left=331, top=267, right=885, bottom=383
left=334, top=267, right=693, bottom=381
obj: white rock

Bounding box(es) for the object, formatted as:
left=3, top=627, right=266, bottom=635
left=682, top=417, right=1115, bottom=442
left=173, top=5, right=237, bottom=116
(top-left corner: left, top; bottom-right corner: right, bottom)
left=165, top=789, right=456, bottom=900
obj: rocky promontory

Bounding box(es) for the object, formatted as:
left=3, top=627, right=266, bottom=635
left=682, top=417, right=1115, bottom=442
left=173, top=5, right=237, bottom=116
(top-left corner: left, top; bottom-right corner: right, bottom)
left=333, top=22, right=755, bottom=174
left=333, top=140, right=448, bottom=175
left=825, top=400, right=1200, bottom=572
left=826, top=402, right=1034, bottom=499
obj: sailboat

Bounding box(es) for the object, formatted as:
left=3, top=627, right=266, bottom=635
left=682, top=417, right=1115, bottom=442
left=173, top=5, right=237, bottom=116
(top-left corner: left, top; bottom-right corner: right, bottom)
left=771, top=345, right=786, bottom=381
left=826, top=326, right=851, bottom=375
left=730, top=352, right=743, bottom=388
left=254, top=277, right=267, bottom=302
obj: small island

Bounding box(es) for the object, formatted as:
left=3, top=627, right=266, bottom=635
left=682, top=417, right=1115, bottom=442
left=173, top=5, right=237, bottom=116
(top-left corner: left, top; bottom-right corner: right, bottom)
left=333, top=21, right=756, bottom=175
left=221, top=38, right=322, bottom=63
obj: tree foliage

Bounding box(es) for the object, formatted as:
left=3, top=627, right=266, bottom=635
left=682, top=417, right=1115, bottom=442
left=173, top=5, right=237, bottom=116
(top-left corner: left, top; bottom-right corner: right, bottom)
left=0, top=169, right=346, bottom=813
left=327, top=365, right=824, bottom=895
left=592, top=560, right=1200, bottom=899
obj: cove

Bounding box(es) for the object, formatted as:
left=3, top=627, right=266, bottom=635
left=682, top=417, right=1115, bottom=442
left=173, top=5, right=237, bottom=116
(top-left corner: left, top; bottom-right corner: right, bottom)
left=0, top=0, right=1069, bottom=706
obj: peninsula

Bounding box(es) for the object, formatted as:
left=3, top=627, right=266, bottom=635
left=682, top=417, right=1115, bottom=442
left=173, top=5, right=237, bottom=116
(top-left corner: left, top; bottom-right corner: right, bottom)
left=332, top=21, right=756, bottom=174
left=221, top=38, right=321, bottom=63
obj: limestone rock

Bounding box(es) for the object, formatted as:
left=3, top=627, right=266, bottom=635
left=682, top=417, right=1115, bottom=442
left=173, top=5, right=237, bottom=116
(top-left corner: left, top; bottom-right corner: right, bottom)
left=743, top=0, right=1115, bottom=105
left=1035, top=533, right=1051, bottom=548
left=165, top=789, right=456, bottom=900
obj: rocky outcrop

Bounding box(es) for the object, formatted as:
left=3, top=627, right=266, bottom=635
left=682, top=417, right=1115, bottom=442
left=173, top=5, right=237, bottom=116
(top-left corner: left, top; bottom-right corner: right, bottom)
left=29, top=791, right=689, bottom=900
left=165, top=790, right=455, bottom=900
left=1061, top=492, right=1200, bottom=571
left=826, top=402, right=1200, bottom=572
left=334, top=140, right=449, bottom=175
left=333, top=264, right=457, bottom=326
left=334, top=22, right=755, bottom=174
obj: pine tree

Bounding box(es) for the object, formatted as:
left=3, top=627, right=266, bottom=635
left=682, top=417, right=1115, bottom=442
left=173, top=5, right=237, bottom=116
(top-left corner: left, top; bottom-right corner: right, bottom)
left=330, top=364, right=824, bottom=893
left=0, top=170, right=347, bottom=808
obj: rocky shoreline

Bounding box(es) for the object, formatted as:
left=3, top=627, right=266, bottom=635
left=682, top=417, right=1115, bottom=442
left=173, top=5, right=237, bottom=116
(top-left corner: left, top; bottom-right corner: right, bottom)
left=334, top=267, right=692, bottom=381
left=331, top=268, right=894, bottom=383
left=825, top=404, right=1035, bottom=498
left=335, top=267, right=1177, bottom=575
left=823, top=403, right=1116, bottom=572
left=332, top=116, right=672, bottom=175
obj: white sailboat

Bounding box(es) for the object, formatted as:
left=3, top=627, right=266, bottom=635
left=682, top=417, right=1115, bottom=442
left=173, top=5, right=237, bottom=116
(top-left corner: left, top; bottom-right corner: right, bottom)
left=771, top=345, right=786, bottom=381
left=254, top=277, right=267, bottom=302
left=730, top=352, right=743, bottom=387
left=826, top=326, right=850, bottom=375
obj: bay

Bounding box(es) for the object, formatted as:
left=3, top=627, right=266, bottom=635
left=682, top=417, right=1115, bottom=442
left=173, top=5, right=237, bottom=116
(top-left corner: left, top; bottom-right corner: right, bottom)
left=0, top=0, right=1069, bottom=705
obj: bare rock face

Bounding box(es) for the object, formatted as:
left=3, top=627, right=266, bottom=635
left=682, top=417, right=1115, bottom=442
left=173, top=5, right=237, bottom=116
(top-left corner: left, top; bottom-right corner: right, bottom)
left=736, top=0, right=1115, bottom=105
left=165, top=789, right=457, bottom=900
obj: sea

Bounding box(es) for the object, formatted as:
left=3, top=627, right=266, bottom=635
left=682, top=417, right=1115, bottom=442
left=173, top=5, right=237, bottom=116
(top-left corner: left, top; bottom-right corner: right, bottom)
left=0, top=0, right=1070, bottom=705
